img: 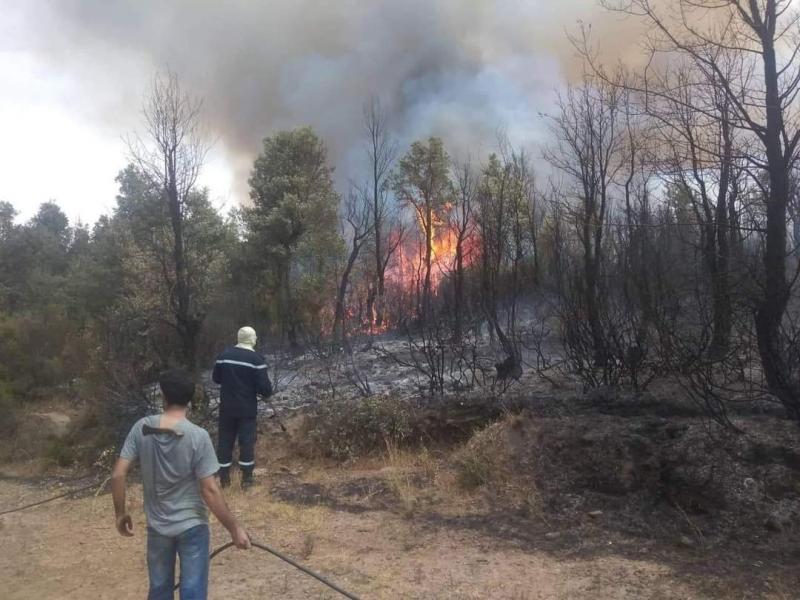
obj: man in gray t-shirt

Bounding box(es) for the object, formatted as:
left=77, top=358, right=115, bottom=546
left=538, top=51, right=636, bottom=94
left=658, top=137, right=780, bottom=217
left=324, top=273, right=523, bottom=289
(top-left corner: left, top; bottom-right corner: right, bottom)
left=119, top=414, right=219, bottom=536
left=112, top=369, right=250, bottom=600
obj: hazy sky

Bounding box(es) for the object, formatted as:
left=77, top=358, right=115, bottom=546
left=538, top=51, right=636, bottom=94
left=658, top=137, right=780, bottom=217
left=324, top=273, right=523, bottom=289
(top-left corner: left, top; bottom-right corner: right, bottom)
left=1, top=0, right=630, bottom=226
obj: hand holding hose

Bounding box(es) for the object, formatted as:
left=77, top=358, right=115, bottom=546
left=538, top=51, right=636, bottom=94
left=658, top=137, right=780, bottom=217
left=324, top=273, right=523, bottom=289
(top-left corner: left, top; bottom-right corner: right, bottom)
left=115, top=513, right=134, bottom=537
left=231, top=524, right=251, bottom=550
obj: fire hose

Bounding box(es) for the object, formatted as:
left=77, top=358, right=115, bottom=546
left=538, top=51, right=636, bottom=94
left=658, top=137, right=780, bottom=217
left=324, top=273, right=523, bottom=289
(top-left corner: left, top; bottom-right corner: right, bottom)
left=0, top=479, right=106, bottom=516
left=175, top=540, right=362, bottom=600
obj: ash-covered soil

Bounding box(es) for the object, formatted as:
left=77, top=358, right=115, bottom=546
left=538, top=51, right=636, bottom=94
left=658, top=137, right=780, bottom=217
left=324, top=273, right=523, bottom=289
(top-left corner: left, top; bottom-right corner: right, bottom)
left=253, top=328, right=564, bottom=411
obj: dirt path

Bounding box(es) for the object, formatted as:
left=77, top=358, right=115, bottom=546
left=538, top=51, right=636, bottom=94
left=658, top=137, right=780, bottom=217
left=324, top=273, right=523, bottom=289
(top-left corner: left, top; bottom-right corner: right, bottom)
left=0, top=474, right=752, bottom=600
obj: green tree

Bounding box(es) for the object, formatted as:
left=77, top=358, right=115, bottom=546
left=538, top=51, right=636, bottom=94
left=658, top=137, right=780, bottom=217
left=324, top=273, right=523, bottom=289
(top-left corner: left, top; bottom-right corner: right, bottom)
left=0, top=201, right=92, bottom=403
left=110, top=165, right=234, bottom=369
left=0, top=202, right=21, bottom=309
left=64, top=215, right=127, bottom=328
left=245, top=127, right=343, bottom=347
left=7, top=202, right=74, bottom=312
left=0, top=201, right=16, bottom=241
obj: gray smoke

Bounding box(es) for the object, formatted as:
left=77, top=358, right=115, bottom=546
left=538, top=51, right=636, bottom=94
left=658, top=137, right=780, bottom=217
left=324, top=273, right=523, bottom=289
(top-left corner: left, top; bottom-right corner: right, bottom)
left=14, top=0, right=634, bottom=201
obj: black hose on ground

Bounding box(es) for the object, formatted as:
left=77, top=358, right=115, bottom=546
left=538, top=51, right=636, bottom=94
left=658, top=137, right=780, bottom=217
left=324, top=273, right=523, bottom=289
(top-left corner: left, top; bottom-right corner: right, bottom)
left=0, top=479, right=107, bottom=516
left=175, top=540, right=362, bottom=600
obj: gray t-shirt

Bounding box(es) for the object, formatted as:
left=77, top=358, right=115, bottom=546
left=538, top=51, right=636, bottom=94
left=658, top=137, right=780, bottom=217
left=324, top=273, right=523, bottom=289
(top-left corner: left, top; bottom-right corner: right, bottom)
left=120, top=415, right=220, bottom=537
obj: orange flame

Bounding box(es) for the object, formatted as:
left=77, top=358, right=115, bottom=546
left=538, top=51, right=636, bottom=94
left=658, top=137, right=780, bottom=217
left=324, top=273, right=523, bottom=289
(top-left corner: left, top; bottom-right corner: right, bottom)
left=387, top=216, right=473, bottom=290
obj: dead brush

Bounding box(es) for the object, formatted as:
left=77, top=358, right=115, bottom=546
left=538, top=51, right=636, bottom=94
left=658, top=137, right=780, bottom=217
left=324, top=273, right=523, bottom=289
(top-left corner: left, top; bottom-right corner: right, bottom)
left=452, top=418, right=543, bottom=517
left=453, top=422, right=509, bottom=490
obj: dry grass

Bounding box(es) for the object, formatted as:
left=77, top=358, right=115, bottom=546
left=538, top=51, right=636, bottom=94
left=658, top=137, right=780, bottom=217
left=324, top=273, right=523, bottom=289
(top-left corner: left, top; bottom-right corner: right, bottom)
left=217, top=469, right=330, bottom=555
left=382, top=441, right=429, bottom=516
left=450, top=418, right=543, bottom=518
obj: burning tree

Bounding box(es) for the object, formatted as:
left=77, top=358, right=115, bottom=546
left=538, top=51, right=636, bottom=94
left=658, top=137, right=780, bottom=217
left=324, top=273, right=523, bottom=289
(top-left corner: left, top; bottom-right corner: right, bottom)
left=392, top=137, right=454, bottom=324
left=449, top=158, right=480, bottom=342
left=363, top=97, right=400, bottom=329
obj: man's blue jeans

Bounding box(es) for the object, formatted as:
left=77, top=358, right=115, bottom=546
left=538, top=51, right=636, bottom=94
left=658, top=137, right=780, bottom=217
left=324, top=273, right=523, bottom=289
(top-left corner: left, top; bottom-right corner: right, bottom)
left=147, top=524, right=210, bottom=600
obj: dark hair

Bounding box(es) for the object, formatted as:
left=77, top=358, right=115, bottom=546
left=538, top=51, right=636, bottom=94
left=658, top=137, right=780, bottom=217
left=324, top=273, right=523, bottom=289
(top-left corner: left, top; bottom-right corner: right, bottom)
left=158, top=369, right=196, bottom=407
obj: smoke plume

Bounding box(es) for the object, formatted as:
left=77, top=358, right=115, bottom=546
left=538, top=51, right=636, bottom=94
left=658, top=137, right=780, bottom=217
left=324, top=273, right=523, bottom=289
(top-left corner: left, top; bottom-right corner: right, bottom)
left=15, top=0, right=641, bottom=201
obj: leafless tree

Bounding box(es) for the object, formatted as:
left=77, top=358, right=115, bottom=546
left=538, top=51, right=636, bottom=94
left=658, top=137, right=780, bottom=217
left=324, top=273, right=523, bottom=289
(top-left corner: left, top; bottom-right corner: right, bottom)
left=376, top=320, right=493, bottom=399
left=642, top=57, right=744, bottom=358
left=617, top=84, right=657, bottom=327
left=363, top=97, right=400, bottom=328
left=333, top=184, right=374, bottom=343
left=600, top=0, right=800, bottom=418
left=527, top=174, right=546, bottom=286
left=126, top=70, right=209, bottom=370
left=544, top=74, right=628, bottom=368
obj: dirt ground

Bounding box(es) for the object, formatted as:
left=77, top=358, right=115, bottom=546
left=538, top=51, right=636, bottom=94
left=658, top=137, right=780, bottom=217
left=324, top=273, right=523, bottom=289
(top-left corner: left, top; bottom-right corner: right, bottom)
left=1, top=418, right=798, bottom=600
left=0, top=477, right=710, bottom=600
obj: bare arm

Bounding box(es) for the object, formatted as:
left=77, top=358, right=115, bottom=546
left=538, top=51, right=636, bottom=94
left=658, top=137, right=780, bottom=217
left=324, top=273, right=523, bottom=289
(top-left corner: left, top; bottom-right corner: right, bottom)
left=199, top=475, right=251, bottom=549
left=111, top=457, right=134, bottom=536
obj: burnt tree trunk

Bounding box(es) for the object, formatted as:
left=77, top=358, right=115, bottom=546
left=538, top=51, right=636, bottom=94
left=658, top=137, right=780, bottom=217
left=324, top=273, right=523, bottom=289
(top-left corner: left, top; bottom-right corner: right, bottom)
left=166, top=159, right=199, bottom=371
left=333, top=239, right=364, bottom=343
left=755, top=27, right=800, bottom=419
left=422, top=203, right=434, bottom=323
left=373, top=171, right=386, bottom=328
left=709, top=179, right=732, bottom=359
left=453, top=235, right=465, bottom=343
left=581, top=193, right=606, bottom=368
left=709, top=115, right=734, bottom=359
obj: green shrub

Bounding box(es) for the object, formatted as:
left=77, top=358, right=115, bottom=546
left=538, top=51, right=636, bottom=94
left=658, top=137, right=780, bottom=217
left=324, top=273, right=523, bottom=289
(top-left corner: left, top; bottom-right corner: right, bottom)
left=46, top=438, right=76, bottom=467
left=0, top=308, right=87, bottom=399
left=302, top=396, right=414, bottom=461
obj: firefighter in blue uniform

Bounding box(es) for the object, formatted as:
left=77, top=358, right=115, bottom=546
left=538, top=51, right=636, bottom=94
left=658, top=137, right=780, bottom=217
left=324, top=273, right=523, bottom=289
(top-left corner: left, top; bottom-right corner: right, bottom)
left=212, top=326, right=273, bottom=488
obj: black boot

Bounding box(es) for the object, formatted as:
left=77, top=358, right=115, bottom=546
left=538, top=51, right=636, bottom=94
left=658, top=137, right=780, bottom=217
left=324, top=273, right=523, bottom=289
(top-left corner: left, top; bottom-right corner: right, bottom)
left=219, top=467, right=231, bottom=489
left=241, top=466, right=255, bottom=489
